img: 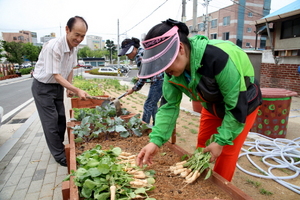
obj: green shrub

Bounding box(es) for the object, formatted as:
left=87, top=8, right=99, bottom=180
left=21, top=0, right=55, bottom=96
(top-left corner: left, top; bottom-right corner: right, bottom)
left=19, top=67, right=34, bottom=75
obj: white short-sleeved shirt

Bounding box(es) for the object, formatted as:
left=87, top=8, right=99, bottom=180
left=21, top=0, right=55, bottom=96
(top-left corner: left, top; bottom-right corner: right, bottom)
left=33, top=35, right=77, bottom=83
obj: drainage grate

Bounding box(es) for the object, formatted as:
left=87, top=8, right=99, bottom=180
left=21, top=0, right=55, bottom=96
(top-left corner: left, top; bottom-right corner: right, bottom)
left=9, top=118, right=28, bottom=124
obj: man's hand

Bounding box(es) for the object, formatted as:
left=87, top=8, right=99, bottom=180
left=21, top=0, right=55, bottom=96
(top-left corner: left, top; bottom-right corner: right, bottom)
left=136, top=143, right=159, bottom=167
left=77, top=89, right=89, bottom=100
left=66, top=89, right=74, bottom=97
left=203, top=142, right=223, bottom=162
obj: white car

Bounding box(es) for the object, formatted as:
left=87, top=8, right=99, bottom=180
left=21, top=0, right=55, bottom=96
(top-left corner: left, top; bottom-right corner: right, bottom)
left=98, top=67, right=118, bottom=73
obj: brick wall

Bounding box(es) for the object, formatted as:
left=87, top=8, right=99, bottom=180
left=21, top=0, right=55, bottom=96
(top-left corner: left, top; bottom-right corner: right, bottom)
left=260, top=63, right=300, bottom=95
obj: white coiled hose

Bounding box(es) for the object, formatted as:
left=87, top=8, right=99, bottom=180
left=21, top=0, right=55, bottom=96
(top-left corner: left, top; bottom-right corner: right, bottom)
left=237, top=132, right=300, bottom=194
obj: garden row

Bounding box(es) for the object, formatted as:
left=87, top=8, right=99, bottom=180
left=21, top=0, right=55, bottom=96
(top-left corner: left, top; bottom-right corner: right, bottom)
left=61, top=76, right=254, bottom=200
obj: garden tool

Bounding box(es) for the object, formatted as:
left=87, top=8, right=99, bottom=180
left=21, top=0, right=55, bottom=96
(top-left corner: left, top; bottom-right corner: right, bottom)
left=109, top=92, right=128, bottom=116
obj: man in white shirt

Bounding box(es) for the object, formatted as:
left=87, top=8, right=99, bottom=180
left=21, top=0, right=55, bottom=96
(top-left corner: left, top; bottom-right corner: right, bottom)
left=31, top=16, right=89, bottom=167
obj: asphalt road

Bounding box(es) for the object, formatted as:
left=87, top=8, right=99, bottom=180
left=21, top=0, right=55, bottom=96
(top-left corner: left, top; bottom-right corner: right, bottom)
left=0, top=69, right=138, bottom=125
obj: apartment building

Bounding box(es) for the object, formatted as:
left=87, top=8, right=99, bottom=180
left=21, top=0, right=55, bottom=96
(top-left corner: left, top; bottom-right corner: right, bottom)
left=185, top=0, right=271, bottom=49
left=2, top=30, right=33, bottom=43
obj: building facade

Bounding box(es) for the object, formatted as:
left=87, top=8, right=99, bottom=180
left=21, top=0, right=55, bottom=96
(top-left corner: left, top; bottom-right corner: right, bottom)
left=185, top=0, right=271, bottom=49
left=86, top=35, right=103, bottom=50
left=2, top=30, right=33, bottom=43
left=40, top=32, right=56, bottom=43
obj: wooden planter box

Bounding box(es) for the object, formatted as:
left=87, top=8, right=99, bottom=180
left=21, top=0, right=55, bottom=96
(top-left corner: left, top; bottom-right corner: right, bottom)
left=62, top=124, right=254, bottom=200
left=70, top=95, right=110, bottom=108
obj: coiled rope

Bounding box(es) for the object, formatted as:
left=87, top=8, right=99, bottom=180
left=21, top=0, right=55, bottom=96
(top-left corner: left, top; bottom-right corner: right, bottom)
left=237, top=132, right=300, bottom=194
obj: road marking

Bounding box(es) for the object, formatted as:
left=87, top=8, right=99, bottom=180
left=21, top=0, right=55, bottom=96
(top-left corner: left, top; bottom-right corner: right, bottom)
left=2, top=98, right=34, bottom=123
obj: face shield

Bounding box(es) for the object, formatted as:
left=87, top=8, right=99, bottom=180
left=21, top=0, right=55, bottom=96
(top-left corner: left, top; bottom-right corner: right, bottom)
left=138, top=26, right=180, bottom=79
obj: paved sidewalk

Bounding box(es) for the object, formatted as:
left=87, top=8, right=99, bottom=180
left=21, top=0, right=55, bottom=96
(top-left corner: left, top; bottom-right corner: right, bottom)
left=0, top=103, right=68, bottom=200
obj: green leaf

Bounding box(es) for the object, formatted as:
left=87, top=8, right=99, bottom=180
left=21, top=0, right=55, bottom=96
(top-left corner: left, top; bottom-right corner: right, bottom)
left=88, top=168, right=102, bottom=177
left=94, top=192, right=110, bottom=200
left=132, top=128, right=142, bottom=137
left=112, top=147, right=122, bottom=156
left=97, top=164, right=110, bottom=174
left=115, top=124, right=127, bottom=132
left=83, top=179, right=98, bottom=190
left=81, top=186, right=93, bottom=198
left=135, top=187, right=146, bottom=194
left=204, top=168, right=213, bottom=180
left=87, top=159, right=100, bottom=168
left=74, top=137, right=83, bottom=143
left=120, top=132, right=130, bottom=138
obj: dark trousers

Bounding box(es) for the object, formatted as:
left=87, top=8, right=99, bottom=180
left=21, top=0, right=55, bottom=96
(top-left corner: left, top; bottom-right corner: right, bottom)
left=142, top=80, right=163, bottom=125
left=31, top=79, right=66, bottom=162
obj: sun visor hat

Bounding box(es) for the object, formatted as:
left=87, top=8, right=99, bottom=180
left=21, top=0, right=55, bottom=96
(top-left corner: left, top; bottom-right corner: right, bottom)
left=118, top=42, right=134, bottom=56
left=138, top=26, right=180, bottom=79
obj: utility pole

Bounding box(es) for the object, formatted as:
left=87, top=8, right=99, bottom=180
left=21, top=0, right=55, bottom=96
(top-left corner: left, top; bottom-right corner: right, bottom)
left=191, top=0, right=198, bottom=36
left=182, top=0, right=186, bottom=23
left=203, top=0, right=211, bottom=37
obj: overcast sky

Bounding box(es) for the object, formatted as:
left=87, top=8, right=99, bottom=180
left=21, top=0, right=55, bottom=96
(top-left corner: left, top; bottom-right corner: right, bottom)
left=0, top=0, right=296, bottom=44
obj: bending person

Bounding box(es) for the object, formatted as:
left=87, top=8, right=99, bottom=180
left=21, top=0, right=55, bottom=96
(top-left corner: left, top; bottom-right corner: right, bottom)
left=136, top=19, right=262, bottom=181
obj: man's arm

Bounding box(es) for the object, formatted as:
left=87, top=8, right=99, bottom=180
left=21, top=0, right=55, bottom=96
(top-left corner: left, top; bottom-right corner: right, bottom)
left=53, top=74, right=88, bottom=100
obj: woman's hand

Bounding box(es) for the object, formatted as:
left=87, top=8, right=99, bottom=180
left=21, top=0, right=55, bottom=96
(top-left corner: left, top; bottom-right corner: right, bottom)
left=136, top=143, right=159, bottom=167
left=126, top=89, right=134, bottom=95
left=203, top=142, right=223, bottom=162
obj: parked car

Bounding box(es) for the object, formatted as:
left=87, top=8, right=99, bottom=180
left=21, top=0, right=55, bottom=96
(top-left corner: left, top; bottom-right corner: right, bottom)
left=14, top=64, right=20, bottom=70
left=119, top=65, right=129, bottom=73
left=106, top=64, right=128, bottom=73
left=83, top=64, right=93, bottom=69
left=21, top=63, right=31, bottom=68
left=98, top=67, right=118, bottom=73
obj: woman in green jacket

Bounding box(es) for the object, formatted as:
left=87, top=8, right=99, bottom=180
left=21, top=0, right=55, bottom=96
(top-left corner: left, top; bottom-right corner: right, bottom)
left=136, top=19, right=262, bottom=181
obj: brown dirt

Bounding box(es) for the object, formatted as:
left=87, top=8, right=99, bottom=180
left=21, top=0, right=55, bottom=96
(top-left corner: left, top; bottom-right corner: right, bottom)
left=75, top=135, right=232, bottom=200
left=100, top=89, right=300, bottom=200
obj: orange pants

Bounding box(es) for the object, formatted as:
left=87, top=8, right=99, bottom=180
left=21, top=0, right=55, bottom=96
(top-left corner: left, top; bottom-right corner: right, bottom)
left=197, top=107, right=259, bottom=181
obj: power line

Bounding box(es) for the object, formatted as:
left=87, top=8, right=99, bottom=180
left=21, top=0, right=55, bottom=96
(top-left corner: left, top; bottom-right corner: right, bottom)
left=120, top=0, right=169, bottom=35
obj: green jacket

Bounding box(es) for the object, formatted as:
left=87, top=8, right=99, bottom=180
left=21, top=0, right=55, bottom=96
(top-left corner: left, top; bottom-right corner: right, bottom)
left=149, top=35, right=262, bottom=147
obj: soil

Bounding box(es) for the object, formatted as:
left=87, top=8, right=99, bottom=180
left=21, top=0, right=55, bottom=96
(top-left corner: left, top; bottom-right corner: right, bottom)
left=75, top=135, right=232, bottom=200
left=71, top=88, right=300, bottom=200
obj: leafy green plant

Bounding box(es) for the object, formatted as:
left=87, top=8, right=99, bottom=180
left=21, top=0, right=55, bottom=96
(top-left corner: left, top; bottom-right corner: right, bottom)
left=170, top=135, right=215, bottom=184
left=71, top=105, right=151, bottom=143
left=259, top=188, right=273, bottom=195
left=65, top=145, right=156, bottom=200
left=71, top=104, right=130, bottom=122
left=246, top=179, right=261, bottom=187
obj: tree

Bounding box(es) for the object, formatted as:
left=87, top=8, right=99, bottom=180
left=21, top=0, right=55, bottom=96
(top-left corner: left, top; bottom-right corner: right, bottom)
left=105, top=40, right=117, bottom=64
left=1, top=41, right=24, bottom=65
left=22, top=43, right=41, bottom=65
left=78, top=46, right=92, bottom=59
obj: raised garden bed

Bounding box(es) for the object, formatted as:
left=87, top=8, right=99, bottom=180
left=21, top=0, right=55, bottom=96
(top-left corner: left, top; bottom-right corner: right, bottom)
left=62, top=121, right=254, bottom=200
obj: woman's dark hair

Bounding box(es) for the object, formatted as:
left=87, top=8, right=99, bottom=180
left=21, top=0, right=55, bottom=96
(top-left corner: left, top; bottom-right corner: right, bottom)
left=67, top=16, right=88, bottom=31
left=144, top=18, right=191, bottom=51
left=121, top=37, right=140, bottom=48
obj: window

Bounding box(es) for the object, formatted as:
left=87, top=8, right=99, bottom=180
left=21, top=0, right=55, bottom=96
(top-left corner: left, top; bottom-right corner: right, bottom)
left=248, top=12, right=253, bottom=17
left=13, top=37, right=17, bottom=40
left=210, top=33, right=217, bottom=39
left=246, top=43, right=251, bottom=47
left=247, top=27, right=252, bottom=33
left=211, top=19, right=217, bottom=28
left=222, top=32, right=229, bottom=40
left=188, top=26, right=193, bottom=32
left=223, top=16, right=230, bottom=26
left=18, top=36, right=24, bottom=41
left=198, top=23, right=204, bottom=32
left=281, top=17, right=300, bottom=39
